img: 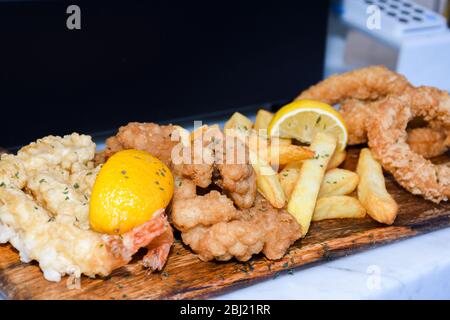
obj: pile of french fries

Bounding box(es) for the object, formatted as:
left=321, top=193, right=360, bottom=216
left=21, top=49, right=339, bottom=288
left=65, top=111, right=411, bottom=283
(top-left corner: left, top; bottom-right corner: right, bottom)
left=224, top=109, right=399, bottom=237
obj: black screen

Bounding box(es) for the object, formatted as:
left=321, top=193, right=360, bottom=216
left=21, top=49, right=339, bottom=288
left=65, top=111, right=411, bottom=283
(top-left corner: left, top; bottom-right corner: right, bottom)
left=0, top=1, right=329, bottom=149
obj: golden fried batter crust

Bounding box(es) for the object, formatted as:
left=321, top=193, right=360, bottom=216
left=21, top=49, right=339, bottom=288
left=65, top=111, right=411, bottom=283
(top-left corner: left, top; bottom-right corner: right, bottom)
left=104, top=122, right=178, bottom=166
left=407, top=127, right=449, bottom=159
left=366, top=86, right=450, bottom=203
left=178, top=191, right=301, bottom=262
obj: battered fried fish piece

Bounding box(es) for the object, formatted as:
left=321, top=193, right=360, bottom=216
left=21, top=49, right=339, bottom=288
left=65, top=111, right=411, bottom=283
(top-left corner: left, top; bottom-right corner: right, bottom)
left=172, top=178, right=301, bottom=261
left=104, top=122, right=178, bottom=166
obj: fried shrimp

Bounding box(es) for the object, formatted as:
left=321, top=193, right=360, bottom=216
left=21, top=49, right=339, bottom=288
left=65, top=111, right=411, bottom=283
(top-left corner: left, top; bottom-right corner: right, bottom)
left=366, top=86, right=450, bottom=203
left=0, top=134, right=172, bottom=282
left=172, top=178, right=301, bottom=261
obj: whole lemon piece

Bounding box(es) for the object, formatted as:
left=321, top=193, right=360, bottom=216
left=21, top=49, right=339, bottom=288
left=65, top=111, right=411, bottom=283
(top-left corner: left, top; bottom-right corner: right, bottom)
left=90, top=149, right=174, bottom=235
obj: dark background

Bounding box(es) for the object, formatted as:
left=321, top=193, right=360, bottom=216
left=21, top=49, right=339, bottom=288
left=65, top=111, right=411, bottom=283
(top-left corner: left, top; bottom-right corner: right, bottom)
left=0, top=1, right=329, bottom=149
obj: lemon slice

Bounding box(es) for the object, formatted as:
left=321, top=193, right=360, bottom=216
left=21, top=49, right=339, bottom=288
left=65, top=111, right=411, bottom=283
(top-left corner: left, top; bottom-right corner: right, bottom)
left=268, top=99, right=348, bottom=151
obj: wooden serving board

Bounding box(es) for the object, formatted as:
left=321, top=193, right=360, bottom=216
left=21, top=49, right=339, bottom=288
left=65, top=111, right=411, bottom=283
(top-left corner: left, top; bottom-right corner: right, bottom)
left=1, top=148, right=450, bottom=300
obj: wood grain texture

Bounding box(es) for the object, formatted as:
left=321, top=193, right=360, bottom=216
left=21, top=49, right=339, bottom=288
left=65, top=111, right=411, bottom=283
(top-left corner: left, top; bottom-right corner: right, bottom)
left=1, top=148, right=450, bottom=300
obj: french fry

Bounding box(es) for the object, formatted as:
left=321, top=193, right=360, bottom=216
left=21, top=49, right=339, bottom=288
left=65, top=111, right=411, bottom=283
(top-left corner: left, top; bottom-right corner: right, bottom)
left=224, top=112, right=253, bottom=132
left=327, top=149, right=347, bottom=170
left=270, top=144, right=315, bottom=166
left=279, top=162, right=303, bottom=199
left=318, top=168, right=359, bottom=198
left=356, top=148, right=398, bottom=225
left=287, top=132, right=337, bottom=237
left=254, top=109, right=292, bottom=145
left=249, top=149, right=286, bottom=208
left=254, top=109, right=273, bottom=131
left=312, top=196, right=366, bottom=221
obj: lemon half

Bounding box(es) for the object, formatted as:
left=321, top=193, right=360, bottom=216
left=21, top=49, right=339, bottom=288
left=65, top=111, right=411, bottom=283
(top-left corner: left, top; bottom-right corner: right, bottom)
left=268, top=99, right=348, bottom=151
left=90, top=149, right=174, bottom=235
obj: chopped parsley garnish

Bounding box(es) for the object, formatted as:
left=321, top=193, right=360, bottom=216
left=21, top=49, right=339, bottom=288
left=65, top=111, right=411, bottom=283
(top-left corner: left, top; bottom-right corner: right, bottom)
left=0, top=182, right=5, bottom=187
left=315, top=116, right=322, bottom=124
left=73, top=183, right=79, bottom=189
left=39, top=179, right=46, bottom=184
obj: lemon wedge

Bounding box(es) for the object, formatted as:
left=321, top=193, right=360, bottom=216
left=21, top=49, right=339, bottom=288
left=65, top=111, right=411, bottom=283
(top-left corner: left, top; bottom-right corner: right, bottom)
left=268, top=99, right=348, bottom=151
left=89, top=149, right=174, bottom=235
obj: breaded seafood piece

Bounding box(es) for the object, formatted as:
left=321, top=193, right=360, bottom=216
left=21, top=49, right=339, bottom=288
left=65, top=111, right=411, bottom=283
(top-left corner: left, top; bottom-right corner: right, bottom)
left=407, top=127, right=449, bottom=159
left=172, top=128, right=217, bottom=188
left=17, top=133, right=96, bottom=172
left=171, top=178, right=239, bottom=232
left=366, top=86, right=450, bottom=203
left=297, top=65, right=411, bottom=105
left=172, top=177, right=301, bottom=261
left=104, top=122, right=178, bottom=166
left=341, top=99, right=450, bottom=157
left=180, top=194, right=301, bottom=261
left=214, top=136, right=257, bottom=209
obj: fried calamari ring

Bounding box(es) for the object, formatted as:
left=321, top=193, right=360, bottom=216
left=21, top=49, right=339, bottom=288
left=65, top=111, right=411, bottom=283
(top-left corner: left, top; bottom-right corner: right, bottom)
left=296, top=65, right=411, bottom=104
left=296, top=66, right=450, bottom=157
left=366, top=86, right=450, bottom=203
left=296, top=65, right=411, bottom=143
left=340, top=98, right=450, bottom=157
